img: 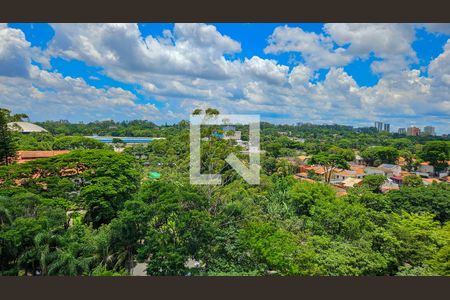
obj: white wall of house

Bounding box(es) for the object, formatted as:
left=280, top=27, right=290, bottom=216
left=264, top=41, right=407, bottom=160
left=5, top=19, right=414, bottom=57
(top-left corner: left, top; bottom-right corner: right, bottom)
left=379, top=164, right=402, bottom=176
left=364, top=167, right=386, bottom=176
left=418, top=164, right=434, bottom=175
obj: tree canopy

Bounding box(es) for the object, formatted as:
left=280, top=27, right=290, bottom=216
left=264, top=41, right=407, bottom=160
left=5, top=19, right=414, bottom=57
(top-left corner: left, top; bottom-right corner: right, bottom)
left=1, top=108, right=449, bottom=276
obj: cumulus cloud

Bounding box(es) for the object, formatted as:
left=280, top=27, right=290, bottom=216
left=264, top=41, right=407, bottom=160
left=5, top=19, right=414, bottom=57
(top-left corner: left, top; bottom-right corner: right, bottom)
left=0, top=26, right=33, bottom=77
left=265, top=23, right=418, bottom=75
left=0, top=24, right=164, bottom=122
left=1, top=23, right=450, bottom=133
left=0, top=65, right=163, bottom=122
left=48, top=23, right=242, bottom=80
left=324, top=24, right=416, bottom=57
left=429, top=39, right=450, bottom=86
left=242, top=56, right=289, bottom=85
left=264, top=25, right=352, bottom=69
left=423, top=23, right=450, bottom=35
left=324, top=23, right=417, bottom=74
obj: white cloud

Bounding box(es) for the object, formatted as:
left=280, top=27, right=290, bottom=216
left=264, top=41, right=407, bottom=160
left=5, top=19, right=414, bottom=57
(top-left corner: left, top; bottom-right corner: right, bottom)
left=288, top=64, right=314, bottom=87
left=0, top=65, right=163, bottom=122
left=429, top=39, right=450, bottom=86
left=1, top=23, right=450, bottom=133
left=423, top=24, right=450, bottom=35
left=265, top=24, right=418, bottom=75
left=0, top=26, right=33, bottom=77
left=0, top=25, right=164, bottom=122
left=48, top=23, right=242, bottom=81
left=243, top=56, right=289, bottom=85
left=325, top=23, right=417, bottom=74
left=173, top=23, right=241, bottom=54
left=264, top=25, right=352, bottom=69
left=324, top=24, right=416, bottom=58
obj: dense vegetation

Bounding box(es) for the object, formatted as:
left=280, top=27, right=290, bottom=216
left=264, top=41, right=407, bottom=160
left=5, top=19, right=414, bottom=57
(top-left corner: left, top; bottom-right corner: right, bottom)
left=1, top=109, right=449, bottom=276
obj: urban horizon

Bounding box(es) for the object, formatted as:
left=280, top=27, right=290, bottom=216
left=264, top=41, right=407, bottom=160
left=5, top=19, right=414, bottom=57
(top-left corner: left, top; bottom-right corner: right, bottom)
left=23, top=116, right=449, bottom=136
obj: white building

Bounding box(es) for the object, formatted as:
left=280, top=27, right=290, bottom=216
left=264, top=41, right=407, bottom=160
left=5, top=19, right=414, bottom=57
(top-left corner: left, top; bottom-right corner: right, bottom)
left=378, top=164, right=402, bottom=177
left=423, top=126, right=436, bottom=136
left=7, top=122, right=48, bottom=133
left=364, top=167, right=387, bottom=176
left=417, top=162, right=449, bottom=178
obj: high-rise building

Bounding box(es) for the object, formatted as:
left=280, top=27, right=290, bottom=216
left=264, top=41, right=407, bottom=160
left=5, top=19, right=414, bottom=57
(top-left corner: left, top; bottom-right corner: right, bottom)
left=374, top=121, right=383, bottom=132
left=407, top=126, right=421, bottom=136
left=398, top=128, right=406, bottom=135
left=423, top=126, right=436, bottom=136
left=383, top=123, right=390, bottom=132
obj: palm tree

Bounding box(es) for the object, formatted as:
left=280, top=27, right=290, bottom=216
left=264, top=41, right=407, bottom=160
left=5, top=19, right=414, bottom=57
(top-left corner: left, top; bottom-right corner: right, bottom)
left=0, top=203, right=12, bottom=226
left=47, top=248, right=91, bottom=276
left=15, top=230, right=62, bottom=276
left=33, top=231, right=63, bottom=276
left=45, top=225, right=99, bottom=275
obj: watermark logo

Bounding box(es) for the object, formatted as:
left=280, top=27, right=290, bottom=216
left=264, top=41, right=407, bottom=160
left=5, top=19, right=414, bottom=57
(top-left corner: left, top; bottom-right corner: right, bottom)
left=190, top=114, right=260, bottom=185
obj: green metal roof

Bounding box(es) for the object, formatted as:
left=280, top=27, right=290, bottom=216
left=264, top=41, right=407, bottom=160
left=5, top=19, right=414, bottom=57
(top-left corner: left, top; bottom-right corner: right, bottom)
left=149, top=171, right=161, bottom=179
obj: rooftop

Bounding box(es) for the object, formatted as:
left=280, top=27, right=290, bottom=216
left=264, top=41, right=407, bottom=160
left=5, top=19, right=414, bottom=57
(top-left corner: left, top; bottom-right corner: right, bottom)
left=334, top=165, right=365, bottom=177
left=7, top=122, right=48, bottom=133
left=379, top=164, right=400, bottom=169
left=85, top=136, right=157, bottom=144
left=16, top=150, right=70, bottom=163
left=340, top=177, right=363, bottom=188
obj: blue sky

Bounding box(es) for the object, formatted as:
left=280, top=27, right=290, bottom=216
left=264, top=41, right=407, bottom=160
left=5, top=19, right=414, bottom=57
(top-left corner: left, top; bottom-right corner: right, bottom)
left=1, top=23, right=450, bottom=133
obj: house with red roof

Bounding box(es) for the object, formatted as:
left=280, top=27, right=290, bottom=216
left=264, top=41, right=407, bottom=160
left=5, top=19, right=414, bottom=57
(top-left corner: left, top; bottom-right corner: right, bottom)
left=15, top=150, right=70, bottom=164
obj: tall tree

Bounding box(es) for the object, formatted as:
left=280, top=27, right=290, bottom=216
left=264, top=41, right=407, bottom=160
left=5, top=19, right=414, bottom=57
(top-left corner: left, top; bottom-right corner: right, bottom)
left=361, top=146, right=399, bottom=166
left=420, top=141, right=450, bottom=175
left=310, top=153, right=350, bottom=183
left=362, top=174, right=386, bottom=193
left=0, top=109, right=17, bottom=165
left=192, top=109, right=203, bottom=115
left=402, top=175, right=423, bottom=187
left=399, top=150, right=416, bottom=172
left=205, top=108, right=220, bottom=116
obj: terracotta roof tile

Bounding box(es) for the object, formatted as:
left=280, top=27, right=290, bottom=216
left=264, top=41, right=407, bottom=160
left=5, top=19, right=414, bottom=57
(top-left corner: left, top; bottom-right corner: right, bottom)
left=16, top=150, right=70, bottom=163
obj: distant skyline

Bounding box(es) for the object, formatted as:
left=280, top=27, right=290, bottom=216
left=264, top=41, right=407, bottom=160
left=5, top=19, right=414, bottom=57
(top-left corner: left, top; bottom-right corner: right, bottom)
left=1, top=23, right=450, bottom=133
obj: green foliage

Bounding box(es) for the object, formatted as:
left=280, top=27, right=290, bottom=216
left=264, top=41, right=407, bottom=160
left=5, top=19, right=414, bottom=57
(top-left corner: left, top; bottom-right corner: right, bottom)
left=403, top=175, right=424, bottom=187
left=362, top=174, right=386, bottom=193
left=192, top=109, right=203, bottom=115
left=310, top=153, right=349, bottom=183
left=399, top=150, right=417, bottom=171
left=301, top=235, right=390, bottom=275
left=420, top=141, right=450, bottom=173
left=288, top=181, right=335, bottom=216
left=205, top=108, right=220, bottom=116
left=328, top=146, right=355, bottom=161
left=0, top=109, right=18, bottom=165
left=136, top=182, right=214, bottom=275
left=53, top=136, right=108, bottom=150
left=387, top=212, right=442, bottom=271
left=16, top=133, right=54, bottom=151
left=238, top=222, right=305, bottom=275
left=389, top=138, right=414, bottom=151
left=0, top=150, right=141, bottom=227
left=426, top=222, right=450, bottom=275
left=346, top=188, right=392, bottom=212
left=261, top=156, right=277, bottom=175
left=1, top=112, right=450, bottom=276
left=361, top=146, right=399, bottom=166
left=275, top=159, right=295, bottom=177
left=388, top=183, right=450, bottom=223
